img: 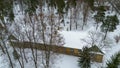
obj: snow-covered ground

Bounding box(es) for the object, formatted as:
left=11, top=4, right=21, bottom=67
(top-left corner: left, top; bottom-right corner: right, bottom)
left=1, top=23, right=120, bottom=68
left=58, top=27, right=120, bottom=68
left=1, top=26, right=120, bottom=68
left=56, top=55, right=79, bottom=68
left=1, top=2, right=120, bottom=68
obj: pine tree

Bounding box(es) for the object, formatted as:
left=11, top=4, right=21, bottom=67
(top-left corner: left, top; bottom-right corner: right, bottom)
left=101, top=15, right=119, bottom=39
left=94, top=11, right=105, bottom=23
left=84, top=0, right=94, bottom=10
left=101, top=15, right=119, bottom=32
left=0, top=0, right=14, bottom=22
left=106, top=52, right=120, bottom=68
left=78, top=46, right=91, bottom=68
left=94, top=6, right=106, bottom=29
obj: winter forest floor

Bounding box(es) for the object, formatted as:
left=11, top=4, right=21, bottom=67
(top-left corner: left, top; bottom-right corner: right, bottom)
left=1, top=2, right=120, bottom=68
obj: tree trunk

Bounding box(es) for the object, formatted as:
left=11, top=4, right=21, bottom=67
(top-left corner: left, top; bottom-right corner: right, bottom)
left=0, top=44, right=6, bottom=54
left=70, top=8, right=72, bottom=31
left=2, top=40, right=14, bottom=68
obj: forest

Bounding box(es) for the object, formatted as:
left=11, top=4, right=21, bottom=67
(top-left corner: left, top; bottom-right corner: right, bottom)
left=1, top=0, right=120, bottom=68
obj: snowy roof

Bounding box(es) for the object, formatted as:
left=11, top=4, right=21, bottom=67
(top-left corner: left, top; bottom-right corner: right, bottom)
left=60, top=31, right=89, bottom=49
left=89, top=45, right=104, bottom=54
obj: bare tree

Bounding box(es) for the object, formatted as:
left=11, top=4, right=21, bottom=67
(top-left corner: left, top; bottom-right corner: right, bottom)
left=12, top=22, right=25, bottom=68
left=0, top=23, right=14, bottom=68
left=82, top=2, right=90, bottom=30
left=0, top=23, right=6, bottom=54
left=81, top=31, right=105, bottom=48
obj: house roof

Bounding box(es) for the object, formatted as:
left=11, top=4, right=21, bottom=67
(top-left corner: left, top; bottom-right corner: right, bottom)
left=89, top=45, right=104, bottom=54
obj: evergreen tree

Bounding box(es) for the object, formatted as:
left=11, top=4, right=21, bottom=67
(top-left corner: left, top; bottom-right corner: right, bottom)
left=97, top=15, right=119, bottom=39
left=94, top=6, right=106, bottom=22
left=78, top=46, right=91, bottom=68
left=94, top=5, right=119, bottom=39
left=94, top=6, right=106, bottom=29
left=24, top=0, right=39, bottom=15
left=101, top=15, right=119, bottom=32
left=0, top=0, right=14, bottom=22
left=106, top=52, right=120, bottom=68
left=94, top=11, right=105, bottom=23
left=84, top=0, right=94, bottom=10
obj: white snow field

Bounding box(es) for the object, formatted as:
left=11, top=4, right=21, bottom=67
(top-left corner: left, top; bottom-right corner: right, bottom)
left=1, top=25, right=120, bottom=68
left=60, top=31, right=89, bottom=49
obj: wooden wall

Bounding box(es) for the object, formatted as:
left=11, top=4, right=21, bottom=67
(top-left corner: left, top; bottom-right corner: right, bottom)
left=10, top=41, right=103, bottom=63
